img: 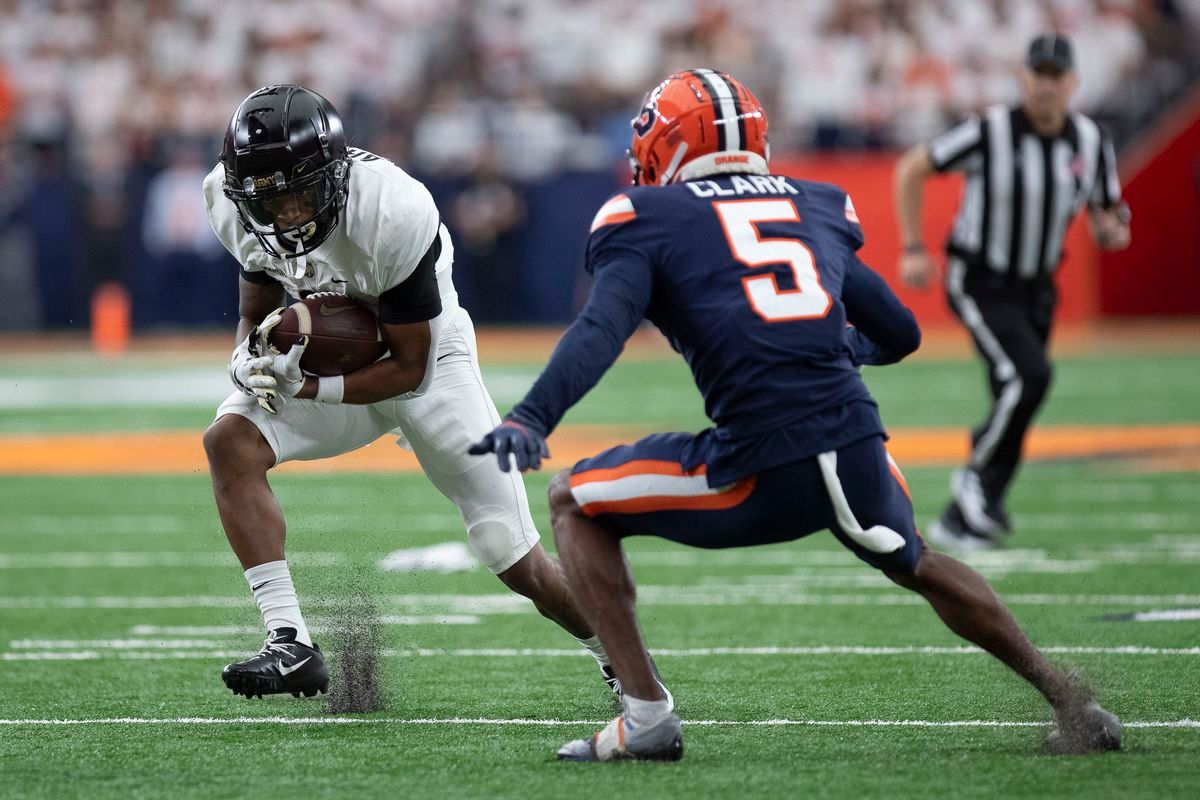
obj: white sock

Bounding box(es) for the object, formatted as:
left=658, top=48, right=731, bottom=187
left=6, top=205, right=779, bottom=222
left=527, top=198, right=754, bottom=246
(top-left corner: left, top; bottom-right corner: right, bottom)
left=624, top=694, right=673, bottom=727
left=244, top=560, right=312, bottom=647
left=574, top=634, right=610, bottom=668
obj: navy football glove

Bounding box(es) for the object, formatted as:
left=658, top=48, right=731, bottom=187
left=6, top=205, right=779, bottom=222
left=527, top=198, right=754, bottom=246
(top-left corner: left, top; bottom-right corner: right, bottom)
left=468, top=419, right=549, bottom=472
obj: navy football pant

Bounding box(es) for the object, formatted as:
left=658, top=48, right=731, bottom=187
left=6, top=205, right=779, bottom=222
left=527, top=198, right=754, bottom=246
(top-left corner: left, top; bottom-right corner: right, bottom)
left=568, top=433, right=924, bottom=573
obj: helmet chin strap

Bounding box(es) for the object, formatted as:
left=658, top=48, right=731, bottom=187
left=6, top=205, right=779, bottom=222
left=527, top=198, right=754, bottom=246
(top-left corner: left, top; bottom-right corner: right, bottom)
left=291, top=253, right=307, bottom=279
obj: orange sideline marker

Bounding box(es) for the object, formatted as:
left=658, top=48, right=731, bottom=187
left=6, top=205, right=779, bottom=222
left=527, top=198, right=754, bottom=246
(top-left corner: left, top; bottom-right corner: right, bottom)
left=91, top=281, right=131, bottom=356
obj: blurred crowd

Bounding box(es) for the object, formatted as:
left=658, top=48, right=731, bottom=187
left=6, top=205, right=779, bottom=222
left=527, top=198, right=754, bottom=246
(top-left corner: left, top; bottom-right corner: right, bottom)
left=0, top=0, right=1196, bottom=329
left=2, top=0, right=1197, bottom=176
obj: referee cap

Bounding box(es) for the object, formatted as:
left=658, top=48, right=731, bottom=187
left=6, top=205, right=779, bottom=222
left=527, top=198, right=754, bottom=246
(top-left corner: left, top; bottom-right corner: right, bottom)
left=1026, top=33, right=1074, bottom=73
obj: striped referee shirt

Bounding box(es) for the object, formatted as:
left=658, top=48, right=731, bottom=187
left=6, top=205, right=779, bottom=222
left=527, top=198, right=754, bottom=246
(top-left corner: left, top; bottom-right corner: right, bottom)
left=928, top=104, right=1122, bottom=280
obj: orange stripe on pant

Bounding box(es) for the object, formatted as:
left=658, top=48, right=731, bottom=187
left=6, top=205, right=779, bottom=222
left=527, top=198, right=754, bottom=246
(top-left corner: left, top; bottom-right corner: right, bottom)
left=885, top=448, right=911, bottom=500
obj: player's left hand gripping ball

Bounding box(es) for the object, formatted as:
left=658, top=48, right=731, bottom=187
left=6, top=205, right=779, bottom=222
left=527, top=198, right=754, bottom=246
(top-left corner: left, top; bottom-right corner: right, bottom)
left=228, top=307, right=287, bottom=396
left=469, top=419, right=549, bottom=472
left=247, top=336, right=308, bottom=414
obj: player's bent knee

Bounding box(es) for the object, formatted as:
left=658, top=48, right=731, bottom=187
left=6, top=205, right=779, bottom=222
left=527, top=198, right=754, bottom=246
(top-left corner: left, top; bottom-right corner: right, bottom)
left=547, top=471, right=580, bottom=521
left=466, top=517, right=532, bottom=575
left=203, top=414, right=273, bottom=473
left=468, top=520, right=513, bottom=571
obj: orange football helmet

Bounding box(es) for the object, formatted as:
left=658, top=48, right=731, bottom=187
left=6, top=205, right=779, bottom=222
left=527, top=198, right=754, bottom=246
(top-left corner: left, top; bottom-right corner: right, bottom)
left=628, top=69, right=769, bottom=186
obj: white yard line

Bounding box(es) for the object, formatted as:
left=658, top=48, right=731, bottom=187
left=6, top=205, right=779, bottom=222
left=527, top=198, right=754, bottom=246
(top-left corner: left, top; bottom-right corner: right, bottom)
left=0, top=516, right=194, bottom=535
left=1015, top=512, right=1196, bottom=531
left=6, top=644, right=1200, bottom=660
left=0, top=552, right=342, bottom=569
left=1120, top=609, right=1200, bottom=622
left=3, top=507, right=1194, bottom=541
left=0, top=513, right=462, bottom=537
left=2, top=545, right=1198, bottom=574
left=0, top=716, right=1195, bottom=729
left=0, top=371, right=229, bottom=408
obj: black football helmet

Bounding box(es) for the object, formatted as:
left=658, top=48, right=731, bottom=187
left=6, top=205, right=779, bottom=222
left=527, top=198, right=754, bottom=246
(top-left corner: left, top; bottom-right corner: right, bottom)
left=221, top=85, right=350, bottom=259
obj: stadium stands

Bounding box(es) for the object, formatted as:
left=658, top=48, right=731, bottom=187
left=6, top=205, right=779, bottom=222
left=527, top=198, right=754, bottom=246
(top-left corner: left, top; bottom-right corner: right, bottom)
left=0, top=0, right=1195, bottom=328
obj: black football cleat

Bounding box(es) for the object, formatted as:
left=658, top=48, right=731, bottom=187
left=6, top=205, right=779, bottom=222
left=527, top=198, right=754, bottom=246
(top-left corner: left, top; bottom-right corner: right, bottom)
left=221, top=627, right=329, bottom=699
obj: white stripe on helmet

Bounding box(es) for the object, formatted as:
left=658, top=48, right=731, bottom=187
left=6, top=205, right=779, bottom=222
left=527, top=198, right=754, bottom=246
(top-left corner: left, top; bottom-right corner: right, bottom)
left=695, top=69, right=741, bottom=152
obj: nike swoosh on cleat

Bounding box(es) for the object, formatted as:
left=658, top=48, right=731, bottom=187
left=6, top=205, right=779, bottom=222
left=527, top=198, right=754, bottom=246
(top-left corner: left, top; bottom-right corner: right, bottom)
left=319, top=304, right=356, bottom=316
left=278, top=656, right=312, bottom=676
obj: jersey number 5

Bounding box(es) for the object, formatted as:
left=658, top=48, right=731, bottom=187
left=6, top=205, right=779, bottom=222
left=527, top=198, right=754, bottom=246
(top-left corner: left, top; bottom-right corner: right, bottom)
left=714, top=199, right=832, bottom=322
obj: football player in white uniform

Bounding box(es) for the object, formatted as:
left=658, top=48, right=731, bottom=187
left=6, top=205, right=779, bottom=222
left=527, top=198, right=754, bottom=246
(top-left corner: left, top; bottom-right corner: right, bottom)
left=202, top=85, right=609, bottom=699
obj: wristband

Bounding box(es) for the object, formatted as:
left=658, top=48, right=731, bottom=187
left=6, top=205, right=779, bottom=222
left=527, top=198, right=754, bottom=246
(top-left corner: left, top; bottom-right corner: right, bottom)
left=903, top=242, right=926, bottom=254
left=315, top=375, right=344, bottom=404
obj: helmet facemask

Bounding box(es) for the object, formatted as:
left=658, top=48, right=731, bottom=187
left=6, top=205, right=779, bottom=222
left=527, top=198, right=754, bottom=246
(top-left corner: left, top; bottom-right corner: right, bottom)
left=224, top=159, right=349, bottom=259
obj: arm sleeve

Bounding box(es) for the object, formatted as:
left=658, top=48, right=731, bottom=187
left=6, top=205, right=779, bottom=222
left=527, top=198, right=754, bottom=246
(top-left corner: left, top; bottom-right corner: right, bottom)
left=1089, top=132, right=1123, bottom=210
left=842, top=256, right=921, bottom=366
left=927, top=116, right=983, bottom=173
left=377, top=232, right=443, bottom=325
left=508, top=251, right=653, bottom=436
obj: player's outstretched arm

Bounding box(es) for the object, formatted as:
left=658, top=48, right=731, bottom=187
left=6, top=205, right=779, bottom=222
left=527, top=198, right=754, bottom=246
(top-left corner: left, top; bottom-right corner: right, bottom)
left=842, top=257, right=921, bottom=366
left=470, top=255, right=653, bottom=472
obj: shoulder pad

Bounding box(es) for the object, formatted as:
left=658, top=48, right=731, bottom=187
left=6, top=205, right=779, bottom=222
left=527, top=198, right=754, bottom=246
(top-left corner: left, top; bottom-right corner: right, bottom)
left=843, top=193, right=860, bottom=226
left=590, top=193, right=637, bottom=233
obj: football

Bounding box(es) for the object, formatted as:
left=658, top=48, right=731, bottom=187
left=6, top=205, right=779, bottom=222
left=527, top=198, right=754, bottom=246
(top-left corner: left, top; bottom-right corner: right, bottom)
left=268, top=294, right=387, bottom=376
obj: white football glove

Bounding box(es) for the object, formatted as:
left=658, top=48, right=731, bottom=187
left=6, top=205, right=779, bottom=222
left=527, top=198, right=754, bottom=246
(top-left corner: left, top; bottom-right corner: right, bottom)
left=228, top=307, right=287, bottom=396
left=246, top=336, right=308, bottom=414
left=229, top=342, right=271, bottom=397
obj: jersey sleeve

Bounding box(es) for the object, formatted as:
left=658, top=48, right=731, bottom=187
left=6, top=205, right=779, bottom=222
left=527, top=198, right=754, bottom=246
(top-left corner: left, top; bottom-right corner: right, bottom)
left=377, top=232, right=442, bottom=324
left=584, top=192, right=654, bottom=274
left=841, top=256, right=921, bottom=366
left=927, top=115, right=983, bottom=173
left=1089, top=131, right=1123, bottom=210
left=202, top=165, right=247, bottom=262
left=371, top=179, right=441, bottom=296
left=508, top=251, right=653, bottom=436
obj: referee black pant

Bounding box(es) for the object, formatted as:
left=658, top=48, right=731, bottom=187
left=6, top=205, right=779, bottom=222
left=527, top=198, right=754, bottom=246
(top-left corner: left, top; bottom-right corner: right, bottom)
left=945, top=257, right=1057, bottom=502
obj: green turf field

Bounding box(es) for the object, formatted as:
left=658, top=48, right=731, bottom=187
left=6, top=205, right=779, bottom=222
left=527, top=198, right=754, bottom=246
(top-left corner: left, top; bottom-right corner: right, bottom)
left=1, top=346, right=1198, bottom=798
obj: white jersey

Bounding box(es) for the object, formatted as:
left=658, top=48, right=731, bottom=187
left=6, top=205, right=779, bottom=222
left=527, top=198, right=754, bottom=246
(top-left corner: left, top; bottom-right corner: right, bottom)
left=203, top=149, right=458, bottom=314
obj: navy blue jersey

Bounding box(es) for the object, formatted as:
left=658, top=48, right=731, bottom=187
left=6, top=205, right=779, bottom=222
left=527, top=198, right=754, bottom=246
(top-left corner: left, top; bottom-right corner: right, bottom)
left=510, top=173, right=920, bottom=486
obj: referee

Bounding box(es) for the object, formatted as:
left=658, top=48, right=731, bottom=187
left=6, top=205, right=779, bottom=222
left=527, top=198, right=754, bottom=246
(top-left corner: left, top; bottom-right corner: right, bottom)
left=894, top=33, right=1132, bottom=550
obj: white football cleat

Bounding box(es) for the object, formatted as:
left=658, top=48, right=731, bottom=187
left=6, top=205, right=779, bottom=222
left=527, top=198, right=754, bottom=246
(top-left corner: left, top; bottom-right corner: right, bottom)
left=557, top=712, right=684, bottom=762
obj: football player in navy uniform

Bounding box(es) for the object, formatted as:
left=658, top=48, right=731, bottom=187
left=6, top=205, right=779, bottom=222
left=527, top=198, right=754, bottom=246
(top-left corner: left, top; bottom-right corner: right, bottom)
left=471, top=70, right=1120, bottom=761
left=204, top=86, right=613, bottom=701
